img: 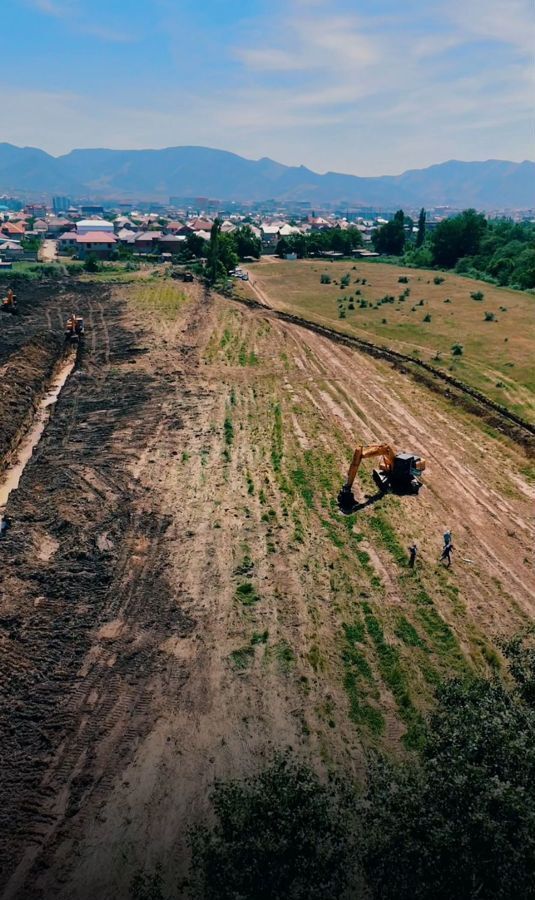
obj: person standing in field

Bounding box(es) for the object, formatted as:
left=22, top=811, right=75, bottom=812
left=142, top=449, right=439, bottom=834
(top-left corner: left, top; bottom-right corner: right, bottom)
left=440, top=541, right=454, bottom=567
left=408, top=543, right=418, bottom=568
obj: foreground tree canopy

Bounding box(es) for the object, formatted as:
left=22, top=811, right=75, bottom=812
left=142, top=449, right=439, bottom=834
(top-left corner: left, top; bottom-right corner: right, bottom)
left=132, top=631, right=535, bottom=899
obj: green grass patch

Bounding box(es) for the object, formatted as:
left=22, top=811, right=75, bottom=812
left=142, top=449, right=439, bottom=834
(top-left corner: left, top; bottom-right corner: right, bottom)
left=394, top=615, right=428, bottom=650
left=341, top=620, right=384, bottom=735
left=369, top=514, right=407, bottom=566
left=229, top=646, right=254, bottom=669
left=307, top=644, right=324, bottom=672
left=224, top=415, right=234, bottom=446
left=290, top=468, right=314, bottom=508
left=274, top=640, right=295, bottom=673
left=271, top=403, right=284, bottom=473
left=362, top=603, right=424, bottom=749
left=320, top=518, right=345, bottom=548
left=251, top=630, right=269, bottom=645
left=235, top=582, right=261, bottom=606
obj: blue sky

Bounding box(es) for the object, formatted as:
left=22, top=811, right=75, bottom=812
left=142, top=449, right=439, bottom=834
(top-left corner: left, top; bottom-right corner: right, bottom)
left=2, top=0, right=533, bottom=174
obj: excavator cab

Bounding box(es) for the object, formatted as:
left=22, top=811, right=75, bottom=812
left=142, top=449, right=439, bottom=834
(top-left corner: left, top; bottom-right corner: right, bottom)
left=64, top=314, right=85, bottom=343
left=1, top=289, right=17, bottom=314
left=338, top=443, right=425, bottom=514
left=373, top=452, right=424, bottom=495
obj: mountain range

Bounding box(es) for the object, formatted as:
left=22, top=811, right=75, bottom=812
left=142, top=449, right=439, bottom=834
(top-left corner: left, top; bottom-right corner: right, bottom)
left=0, top=144, right=533, bottom=208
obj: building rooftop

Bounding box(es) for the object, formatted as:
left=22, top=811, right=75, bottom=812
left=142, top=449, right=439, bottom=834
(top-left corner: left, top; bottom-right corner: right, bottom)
left=75, top=232, right=117, bottom=243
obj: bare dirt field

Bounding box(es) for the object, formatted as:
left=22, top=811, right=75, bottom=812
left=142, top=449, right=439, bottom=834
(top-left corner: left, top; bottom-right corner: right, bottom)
left=0, top=276, right=533, bottom=898
left=238, top=258, right=535, bottom=420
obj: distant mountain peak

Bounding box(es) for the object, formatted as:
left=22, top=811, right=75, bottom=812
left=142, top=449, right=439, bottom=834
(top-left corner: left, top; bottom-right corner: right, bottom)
left=0, top=144, right=533, bottom=208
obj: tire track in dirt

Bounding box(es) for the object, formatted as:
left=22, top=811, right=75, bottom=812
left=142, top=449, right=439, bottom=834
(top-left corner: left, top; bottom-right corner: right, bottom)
left=0, top=284, right=197, bottom=899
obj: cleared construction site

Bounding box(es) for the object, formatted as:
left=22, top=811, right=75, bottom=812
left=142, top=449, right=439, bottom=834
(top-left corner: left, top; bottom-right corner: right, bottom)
left=0, top=273, right=534, bottom=898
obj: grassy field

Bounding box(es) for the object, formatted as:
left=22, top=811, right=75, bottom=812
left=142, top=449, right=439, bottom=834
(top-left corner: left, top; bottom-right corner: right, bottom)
left=238, top=259, right=535, bottom=420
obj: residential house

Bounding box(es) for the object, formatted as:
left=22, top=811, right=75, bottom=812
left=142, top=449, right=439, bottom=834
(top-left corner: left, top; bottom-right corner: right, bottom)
left=0, top=239, right=24, bottom=260
left=159, top=234, right=186, bottom=254
left=130, top=231, right=162, bottom=253
left=75, top=232, right=117, bottom=259
left=76, top=218, right=115, bottom=236
left=116, top=228, right=137, bottom=243
left=1, top=222, right=25, bottom=239
left=57, top=231, right=79, bottom=251
left=33, top=218, right=49, bottom=235
left=46, top=217, right=72, bottom=236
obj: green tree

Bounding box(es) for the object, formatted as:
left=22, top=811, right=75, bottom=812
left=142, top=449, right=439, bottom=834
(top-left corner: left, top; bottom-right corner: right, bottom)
left=186, top=233, right=207, bottom=259
left=431, top=209, right=487, bottom=268
left=373, top=210, right=405, bottom=255
left=83, top=253, right=99, bottom=272
left=207, top=218, right=222, bottom=284
left=218, top=232, right=239, bottom=273
left=188, top=754, right=358, bottom=900
left=233, top=225, right=261, bottom=260
left=361, top=671, right=535, bottom=900
left=416, top=208, right=426, bottom=247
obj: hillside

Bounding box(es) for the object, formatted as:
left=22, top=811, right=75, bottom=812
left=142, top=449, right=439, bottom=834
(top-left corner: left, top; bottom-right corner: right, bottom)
left=0, top=143, right=533, bottom=207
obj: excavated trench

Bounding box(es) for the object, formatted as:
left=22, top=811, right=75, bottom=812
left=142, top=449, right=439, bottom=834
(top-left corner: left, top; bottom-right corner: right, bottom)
left=0, top=351, right=76, bottom=528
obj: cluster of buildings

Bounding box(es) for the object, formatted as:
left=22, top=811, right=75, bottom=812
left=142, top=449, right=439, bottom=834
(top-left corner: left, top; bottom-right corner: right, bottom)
left=0, top=199, right=392, bottom=264
left=6, top=194, right=520, bottom=265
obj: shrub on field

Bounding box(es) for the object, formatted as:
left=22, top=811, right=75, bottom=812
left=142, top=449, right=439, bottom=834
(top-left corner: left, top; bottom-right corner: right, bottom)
left=187, top=753, right=358, bottom=900
left=484, top=311, right=496, bottom=321
left=451, top=343, right=464, bottom=356
left=320, top=273, right=331, bottom=284
left=433, top=275, right=445, bottom=284
left=398, top=275, right=409, bottom=283
left=423, top=313, right=432, bottom=322
left=470, top=290, right=484, bottom=301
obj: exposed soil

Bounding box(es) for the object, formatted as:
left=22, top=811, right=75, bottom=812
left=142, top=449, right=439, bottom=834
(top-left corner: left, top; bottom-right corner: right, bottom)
left=0, top=278, right=533, bottom=899
left=0, top=333, right=65, bottom=471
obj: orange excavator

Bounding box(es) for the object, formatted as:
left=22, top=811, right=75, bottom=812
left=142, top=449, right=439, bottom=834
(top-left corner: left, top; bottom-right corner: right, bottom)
left=1, top=289, right=17, bottom=314
left=64, top=313, right=85, bottom=343
left=338, top=443, right=425, bottom=513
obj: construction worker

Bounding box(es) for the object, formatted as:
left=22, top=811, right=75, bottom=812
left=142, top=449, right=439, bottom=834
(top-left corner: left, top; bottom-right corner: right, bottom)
left=408, top=543, right=418, bottom=568
left=440, top=541, right=454, bottom=567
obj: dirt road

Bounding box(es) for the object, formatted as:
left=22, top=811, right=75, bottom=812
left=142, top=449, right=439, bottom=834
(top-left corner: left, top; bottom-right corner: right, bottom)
left=0, top=279, right=533, bottom=898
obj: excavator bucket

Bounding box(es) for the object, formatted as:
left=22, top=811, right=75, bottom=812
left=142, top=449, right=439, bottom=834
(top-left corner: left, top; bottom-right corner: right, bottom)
left=337, top=484, right=358, bottom=515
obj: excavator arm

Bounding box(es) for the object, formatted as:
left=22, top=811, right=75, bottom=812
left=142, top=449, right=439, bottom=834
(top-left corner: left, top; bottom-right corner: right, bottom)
left=343, top=443, right=396, bottom=491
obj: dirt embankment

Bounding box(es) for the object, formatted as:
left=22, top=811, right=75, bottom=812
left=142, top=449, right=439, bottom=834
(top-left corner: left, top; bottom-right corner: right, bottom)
left=0, top=332, right=65, bottom=472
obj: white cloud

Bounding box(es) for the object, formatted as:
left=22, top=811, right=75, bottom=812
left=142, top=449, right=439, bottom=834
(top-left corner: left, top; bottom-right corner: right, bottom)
left=6, top=0, right=533, bottom=174
left=26, top=0, right=136, bottom=41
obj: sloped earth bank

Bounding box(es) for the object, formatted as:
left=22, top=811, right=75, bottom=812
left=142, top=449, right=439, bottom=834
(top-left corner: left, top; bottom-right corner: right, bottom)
left=0, top=282, right=533, bottom=899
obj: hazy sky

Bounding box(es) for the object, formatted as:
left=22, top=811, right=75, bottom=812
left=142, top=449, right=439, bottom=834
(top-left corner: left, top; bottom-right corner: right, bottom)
left=3, top=0, right=533, bottom=174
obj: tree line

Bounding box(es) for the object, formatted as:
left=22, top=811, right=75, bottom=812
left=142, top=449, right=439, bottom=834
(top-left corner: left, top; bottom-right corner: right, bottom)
left=373, top=208, right=535, bottom=289
left=275, top=226, right=364, bottom=259
left=132, top=629, right=535, bottom=899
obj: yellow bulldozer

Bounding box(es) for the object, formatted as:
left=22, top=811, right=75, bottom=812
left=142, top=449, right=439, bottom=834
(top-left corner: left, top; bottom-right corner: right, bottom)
left=338, top=443, right=425, bottom=513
